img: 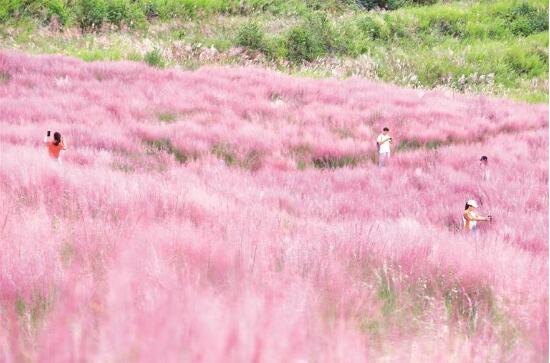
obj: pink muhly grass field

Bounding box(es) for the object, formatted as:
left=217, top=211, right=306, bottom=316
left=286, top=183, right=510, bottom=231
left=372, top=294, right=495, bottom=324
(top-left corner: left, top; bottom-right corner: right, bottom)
left=0, top=51, right=547, bottom=362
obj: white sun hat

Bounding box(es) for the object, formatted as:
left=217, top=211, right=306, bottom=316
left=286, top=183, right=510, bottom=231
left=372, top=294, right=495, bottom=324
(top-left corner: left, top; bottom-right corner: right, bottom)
left=467, top=199, right=478, bottom=208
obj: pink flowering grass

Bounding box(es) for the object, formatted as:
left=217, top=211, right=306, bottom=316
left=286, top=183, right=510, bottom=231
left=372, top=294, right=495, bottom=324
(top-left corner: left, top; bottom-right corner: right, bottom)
left=0, top=51, right=547, bottom=362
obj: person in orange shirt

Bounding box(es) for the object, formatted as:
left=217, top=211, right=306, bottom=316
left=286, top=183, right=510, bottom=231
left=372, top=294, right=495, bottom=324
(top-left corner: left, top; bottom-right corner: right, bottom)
left=44, top=131, right=67, bottom=162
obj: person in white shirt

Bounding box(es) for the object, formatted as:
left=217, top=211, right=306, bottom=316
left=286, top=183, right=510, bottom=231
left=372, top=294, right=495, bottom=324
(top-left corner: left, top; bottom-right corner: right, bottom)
left=463, top=199, right=492, bottom=233
left=376, top=127, right=392, bottom=167
left=479, top=156, right=490, bottom=181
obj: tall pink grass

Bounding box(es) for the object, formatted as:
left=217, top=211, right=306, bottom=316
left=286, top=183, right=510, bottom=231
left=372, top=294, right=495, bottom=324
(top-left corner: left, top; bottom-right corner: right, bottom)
left=0, top=51, right=547, bottom=362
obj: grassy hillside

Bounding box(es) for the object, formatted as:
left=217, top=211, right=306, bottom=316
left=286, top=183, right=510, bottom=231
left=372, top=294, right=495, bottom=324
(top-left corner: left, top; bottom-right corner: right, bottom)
left=0, top=0, right=548, bottom=101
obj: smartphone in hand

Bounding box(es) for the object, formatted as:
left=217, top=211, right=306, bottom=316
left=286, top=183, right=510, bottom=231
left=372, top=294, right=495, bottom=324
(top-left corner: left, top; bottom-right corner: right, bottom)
left=47, top=130, right=51, bottom=137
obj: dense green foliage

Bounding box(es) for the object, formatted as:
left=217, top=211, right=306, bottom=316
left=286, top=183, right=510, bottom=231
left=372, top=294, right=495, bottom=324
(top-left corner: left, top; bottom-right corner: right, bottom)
left=1, top=0, right=548, bottom=102
left=236, top=22, right=265, bottom=51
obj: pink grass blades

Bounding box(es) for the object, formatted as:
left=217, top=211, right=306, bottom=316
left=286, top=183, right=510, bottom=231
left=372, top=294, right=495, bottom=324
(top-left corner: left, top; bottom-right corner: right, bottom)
left=0, top=51, right=547, bottom=362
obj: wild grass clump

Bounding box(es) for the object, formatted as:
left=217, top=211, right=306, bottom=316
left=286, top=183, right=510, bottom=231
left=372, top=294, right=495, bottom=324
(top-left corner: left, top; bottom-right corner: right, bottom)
left=211, top=143, right=263, bottom=171
left=157, top=111, right=178, bottom=123
left=396, top=139, right=422, bottom=152
left=0, top=70, right=12, bottom=83
left=145, top=138, right=189, bottom=163
left=144, top=49, right=165, bottom=68
left=312, top=154, right=361, bottom=169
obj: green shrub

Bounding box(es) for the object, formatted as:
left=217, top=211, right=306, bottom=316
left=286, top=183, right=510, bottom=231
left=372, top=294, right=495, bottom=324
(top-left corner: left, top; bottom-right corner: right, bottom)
left=77, top=0, right=107, bottom=31
left=46, top=0, right=70, bottom=26
left=505, top=45, right=545, bottom=76
left=144, top=49, right=165, bottom=68
left=106, top=0, right=130, bottom=27
left=263, top=36, right=287, bottom=60
left=285, top=12, right=333, bottom=63
left=128, top=3, right=147, bottom=29
left=334, top=21, right=366, bottom=56
left=0, top=0, right=22, bottom=21
left=505, top=2, right=549, bottom=36
left=151, top=0, right=195, bottom=20
left=0, top=0, right=45, bottom=20
left=236, top=22, right=265, bottom=50
left=427, top=10, right=465, bottom=38
left=383, top=13, right=413, bottom=40
left=286, top=26, right=319, bottom=63
left=141, top=0, right=160, bottom=19
left=357, top=15, right=385, bottom=40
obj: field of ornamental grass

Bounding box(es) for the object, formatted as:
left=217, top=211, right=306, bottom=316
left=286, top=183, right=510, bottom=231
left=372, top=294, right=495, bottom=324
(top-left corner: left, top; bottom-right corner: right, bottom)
left=0, top=51, right=548, bottom=362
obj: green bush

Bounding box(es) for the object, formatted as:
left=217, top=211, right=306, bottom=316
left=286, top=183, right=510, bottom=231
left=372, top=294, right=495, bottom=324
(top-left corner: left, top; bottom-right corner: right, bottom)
left=144, top=49, right=165, bottom=68
left=0, top=0, right=25, bottom=21
left=334, top=21, right=366, bottom=56
left=236, top=22, right=265, bottom=50
left=140, top=0, right=160, bottom=19
left=507, top=2, right=549, bottom=36
left=505, top=45, right=545, bottom=76
left=0, top=0, right=45, bottom=20
left=261, top=36, right=287, bottom=60
left=77, top=0, right=107, bottom=31
left=106, top=0, right=130, bottom=27
left=285, top=12, right=334, bottom=63
left=357, top=15, right=385, bottom=40
left=46, top=0, right=70, bottom=26
left=286, top=25, right=321, bottom=63
left=426, top=9, right=466, bottom=38
left=306, top=12, right=335, bottom=51
left=128, top=3, right=147, bottom=29
left=154, top=0, right=196, bottom=20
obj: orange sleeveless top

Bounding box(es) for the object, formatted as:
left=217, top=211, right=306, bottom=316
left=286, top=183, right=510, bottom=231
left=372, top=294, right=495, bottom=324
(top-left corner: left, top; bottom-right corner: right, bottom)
left=46, top=141, right=65, bottom=158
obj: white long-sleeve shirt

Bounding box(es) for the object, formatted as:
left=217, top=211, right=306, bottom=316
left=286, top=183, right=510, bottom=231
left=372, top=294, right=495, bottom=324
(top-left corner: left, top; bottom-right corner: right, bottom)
left=377, top=133, right=392, bottom=154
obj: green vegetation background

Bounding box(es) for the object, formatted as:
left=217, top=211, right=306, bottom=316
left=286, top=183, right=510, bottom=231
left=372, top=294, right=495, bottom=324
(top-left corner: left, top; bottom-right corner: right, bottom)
left=0, top=0, right=548, bottom=102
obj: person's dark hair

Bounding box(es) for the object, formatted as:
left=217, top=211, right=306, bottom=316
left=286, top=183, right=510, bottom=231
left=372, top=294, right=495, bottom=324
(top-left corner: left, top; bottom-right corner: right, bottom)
left=383, top=127, right=389, bottom=132
left=480, top=155, right=488, bottom=161
left=53, top=132, right=61, bottom=146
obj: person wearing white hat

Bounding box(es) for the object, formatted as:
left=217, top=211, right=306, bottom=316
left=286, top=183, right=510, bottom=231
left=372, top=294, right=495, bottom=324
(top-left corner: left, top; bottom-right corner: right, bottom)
left=463, top=199, right=492, bottom=232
